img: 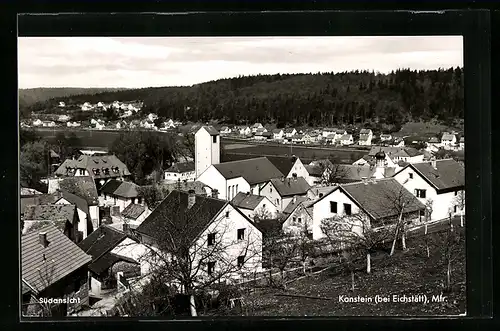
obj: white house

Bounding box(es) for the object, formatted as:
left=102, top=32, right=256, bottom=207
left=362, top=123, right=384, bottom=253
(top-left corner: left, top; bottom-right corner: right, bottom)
left=135, top=190, right=263, bottom=281
left=303, top=133, right=319, bottom=144
left=253, top=132, right=267, bottom=141
left=59, top=102, right=66, bottom=107
left=220, top=126, right=232, bottom=134
left=368, top=147, right=424, bottom=164
left=334, top=129, right=348, bottom=143
left=284, top=128, right=297, bottom=138
left=67, top=121, right=81, bottom=128
left=231, top=192, right=278, bottom=220
left=282, top=200, right=314, bottom=238
left=164, top=162, right=196, bottom=183
left=441, top=132, right=457, bottom=149
left=339, top=134, right=354, bottom=146
left=308, top=178, right=426, bottom=240
left=387, top=138, right=405, bottom=148
left=239, top=126, right=252, bottom=136
left=306, top=185, right=337, bottom=201
left=251, top=123, right=264, bottom=133
left=147, top=113, right=158, bottom=122
left=272, top=129, right=284, bottom=140
left=58, top=115, right=71, bottom=122
left=358, top=129, right=373, bottom=146
left=380, top=134, right=392, bottom=141
left=53, top=190, right=93, bottom=240
left=393, top=159, right=465, bottom=221
left=42, top=121, right=56, bottom=127
left=81, top=102, right=93, bottom=111
left=267, top=156, right=310, bottom=180
left=303, top=159, right=334, bottom=186
left=195, top=126, right=220, bottom=179
left=426, top=137, right=441, bottom=153
left=259, top=177, right=311, bottom=213
left=22, top=204, right=80, bottom=243
left=120, top=203, right=152, bottom=227
left=32, top=119, right=42, bottom=127
left=291, top=134, right=305, bottom=144
left=99, top=179, right=143, bottom=212
left=322, top=128, right=336, bottom=138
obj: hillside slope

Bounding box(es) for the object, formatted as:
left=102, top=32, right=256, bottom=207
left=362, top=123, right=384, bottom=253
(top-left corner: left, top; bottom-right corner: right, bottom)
left=19, top=87, right=129, bottom=107
left=22, top=68, right=463, bottom=128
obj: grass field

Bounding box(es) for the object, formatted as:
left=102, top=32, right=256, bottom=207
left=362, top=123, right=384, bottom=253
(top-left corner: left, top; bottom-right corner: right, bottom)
left=243, top=228, right=466, bottom=316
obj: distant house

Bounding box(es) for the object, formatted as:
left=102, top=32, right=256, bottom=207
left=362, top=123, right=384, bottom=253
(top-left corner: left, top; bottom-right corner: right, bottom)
left=147, top=113, right=158, bottom=122
left=284, top=128, right=297, bottom=138
left=306, top=185, right=337, bottom=201
left=304, top=159, right=334, bottom=186
left=368, top=146, right=424, bottom=164
left=387, top=138, right=405, bottom=147
left=67, top=121, right=81, bottom=128
left=303, top=133, right=319, bottom=144
left=282, top=200, right=314, bottom=238
left=266, top=156, right=309, bottom=180
left=393, top=159, right=465, bottom=221
left=220, top=126, right=232, bottom=134
left=308, top=178, right=426, bottom=240
left=253, top=131, right=267, bottom=141
left=99, top=179, right=142, bottom=212
left=32, top=119, right=42, bottom=127
left=23, top=204, right=80, bottom=243
left=339, top=134, right=354, bottom=146
left=262, top=131, right=273, bottom=140
left=291, top=134, right=305, bottom=144
left=251, top=123, right=264, bottom=133
left=380, top=133, right=392, bottom=141
left=231, top=192, right=278, bottom=220
left=53, top=190, right=94, bottom=240
left=197, top=157, right=284, bottom=201
left=441, top=132, right=458, bottom=150
left=322, top=128, right=336, bottom=138
left=260, top=177, right=311, bottom=213
left=59, top=102, right=66, bottom=107
left=22, top=224, right=92, bottom=317
left=120, top=203, right=152, bottom=227
left=334, top=129, right=348, bottom=143
left=58, top=115, right=70, bottom=122
left=164, top=162, right=196, bottom=183
left=42, top=121, right=56, bottom=127
left=459, top=137, right=464, bottom=150
left=358, top=129, right=373, bottom=146
left=324, top=134, right=336, bottom=145
left=135, top=190, right=263, bottom=281
left=272, top=129, right=284, bottom=140
left=81, top=102, right=93, bottom=111
left=352, top=155, right=374, bottom=167
left=426, top=137, right=441, bottom=152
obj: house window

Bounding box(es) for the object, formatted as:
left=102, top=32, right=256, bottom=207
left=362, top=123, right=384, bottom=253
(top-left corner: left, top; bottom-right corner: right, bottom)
left=298, top=217, right=302, bottom=224
left=293, top=217, right=297, bottom=223
left=236, top=184, right=238, bottom=194
left=228, top=186, right=232, bottom=199
left=415, top=189, right=427, bottom=198
left=409, top=173, right=413, bottom=179
left=344, top=203, right=352, bottom=216
left=237, top=228, right=245, bottom=240
left=225, top=211, right=229, bottom=218
left=263, top=204, right=266, bottom=208
left=237, top=256, right=245, bottom=268
left=319, top=193, right=324, bottom=198
left=212, top=136, right=217, bottom=143
left=79, top=169, right=85, bottom=175
left=330, top=201, right=337, bottom=213
left=454, top=206, right=457, bottom=213
left=207, top=233, right=216, bottom=246
left=454, top=191, right=458, bottom=196
left=207, top=261, right=216, bottom=275
left=420, top=209, right=425, bottom=217
left=270, top=187, right=272, bottom=193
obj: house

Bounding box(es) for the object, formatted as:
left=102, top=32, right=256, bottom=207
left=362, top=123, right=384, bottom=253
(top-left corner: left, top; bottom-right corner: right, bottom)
left=307, top=185, right=337, bottom=201
left=393, top=159, right=465, bottom=221
left=291, top=134, right=305, bottom=144
left=272, top=129, right=284, bottom=140
left=260, top=177, right=311, bottom=213
left=441, top=132, right=457, bottom=149
left=304, top=159, right=334, bottom=186
left=78, top=226, right=143, bottom=298
left=303, top=133, right=319, bottom=144
left=426, top=137, right=441, bottom=153
left=53, top=190, right=94, bottom=239
left=48, top=176, right=100, bottom=231
left=308, top=178, right=426, bottom=240
left=339, top=134, right=354, bottom=146
left=99, top=179, right=142, bottom=212
left=59, top=101, right=66, bottom=107
left=147, top=113, right=158, bottom=122
left=21, top=187, right=44, bottom=197
left=32, top=119, right=42, bottom=127
left=67, top=121, right=81, bottom=128
left=135, top=190, right=263, bottom=281
left=266, top=156, right=310, bottom=180
left=255, top=127, right=268, bottom=134
left=387, top=138, right=405, bottom=147
left=155, top=180, right=215, bottom=197
left=459, top=137, right=464, bottom=150
left=58, top=115, right=70, bottom=122
left=120, top=203, right=152, bottom=227
left=197, top=157, right=284, bottom=201
left=352, top=155, right=374, bottom=167
left=368, top=147, right=424, bottom=164
left=380, top=133, right=392, bottom=141
left=284, top=128, right=297, bottom=138
left=231, top=192, right=278, bottom=220
left=195, top=126, right=220, bottom=179
left=54, top=154, right=131, bottom=189
left=322, top=128, right=336, bottom=138
left=253, top=131, right=267, bottom=141
left=239, top=126, right=252, bottom=136
left=164, top=162, right=196, bottom=183
left=23, top=204, right=80, bottom=243
left=81, top=102, right=93, bottom=111
left=282, top=200, right=314, bottom=238
left=22, top=224, right=92, bottom=316
left=220, top=126, right=232, bottom=134
left=358, top=129, right=373, bottom=146
left=251, top=123, right=264, bottom=133
left=262, top=131, right=273, bottom=140
left=42, top=121, right=56, bottom=127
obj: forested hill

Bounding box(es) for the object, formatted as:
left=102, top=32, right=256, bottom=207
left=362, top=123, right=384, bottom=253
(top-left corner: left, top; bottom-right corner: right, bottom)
left=19, top=87, right=129, bottom=108
left=23, top=68, right=463, bottom=127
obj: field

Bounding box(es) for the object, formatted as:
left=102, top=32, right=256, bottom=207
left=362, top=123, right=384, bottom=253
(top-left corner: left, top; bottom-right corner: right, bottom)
left=243, top=228, right=466, bottom=316
left=394, top=121, right=463, bottom=141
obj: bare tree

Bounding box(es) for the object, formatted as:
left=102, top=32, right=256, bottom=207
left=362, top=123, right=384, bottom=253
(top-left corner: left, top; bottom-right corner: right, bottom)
left=452, top=191, right=465, bottom=227
left=443, top=215, right=463, bottom=292
left=175, top=134, right=195, bottom=162
left=423, top=199, right=434, bottom=258
left=319, top=161, right=350, bottom=185
left=264, top=232, right=300, bottom=289
left=24, top=259, right=57, bottom=317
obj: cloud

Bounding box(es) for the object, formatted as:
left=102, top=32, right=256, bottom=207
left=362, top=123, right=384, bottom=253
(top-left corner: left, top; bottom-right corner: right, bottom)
left=18, top=36, right=463, bottom=88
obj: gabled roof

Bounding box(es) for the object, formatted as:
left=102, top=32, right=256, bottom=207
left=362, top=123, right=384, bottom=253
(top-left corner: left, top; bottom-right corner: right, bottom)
left=20, top=188, right=43, bottom=196
left=121, top=203, right=147, bottom=220
left=55, top=155, right=131, bottom=179
left=266, top=156, right=297, bottom=176
left=213, top=157, right=284, bottom=185
left=57, top=176, right=99, bottom=206
left=24, top=204, right=77, bottom=224
left=284, top=128, right=296, bottom=133
left=340, top=134, right=352, bottom=140
left=22, top=224, right=92, bottom=293
left=336, top=129, right=347, bottom=134
left=282, top=196, right=309, bottom=215
left=360, top=129, right=372, bottom=134
left=56, top=190, right=90, bottom=215
left=272, top=129, right=283, bottom=134
left=156, top=180, right=211, bottom=196
left=398, top=159, right=465, bottom=192
left=429, top=137, right=440, bottom=143
left=88, top=252, right=139, bottom=276
left=252, top=123, right=263, bottom=128
left=368, top=146, right=421, bottom=158
left=231, top=192, right=266, bottom=210
left=135, top=190, right=228, bottom=247
left=305, top=165, right=324, bottom=177
left=100, top=179, right=140, bottom=198
left=78, top=225, right=127, bottom=263
left=269, top=177, right=311, bottom=197
left=441, top=133, right=456, bottom=141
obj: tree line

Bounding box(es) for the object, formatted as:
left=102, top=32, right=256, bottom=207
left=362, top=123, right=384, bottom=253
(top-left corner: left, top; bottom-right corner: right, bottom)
left=21, top=68, right=463, bottom=128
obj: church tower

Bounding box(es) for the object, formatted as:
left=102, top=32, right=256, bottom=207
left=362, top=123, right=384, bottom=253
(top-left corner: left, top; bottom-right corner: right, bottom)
left=195, top=126, right=220, bottom=179
left=372, top=150, right=386, bottom=179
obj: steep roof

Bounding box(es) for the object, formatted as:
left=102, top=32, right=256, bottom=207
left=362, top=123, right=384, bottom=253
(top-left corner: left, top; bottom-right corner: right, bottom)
left=429, top=137, right=440, bottom=143
left=441, top=133, right=456, bottom=141
left=403, top=159, right=465, bottom=191
left=231, top=192, right=266, bottom=210
left=199, top=126, right=219, bottom=136
left=149, top=180, right=211, bottom=196
left=340, top=134, right=352, bottom=141
left=213, top=157, right=284, bottom=185
left=360, top=129, right=372, bottom=134
left=272, top=129, right=283, bottom=134
left=57, top=176, right=99, bottom=206
left=337, top=165, right=376, bottom=183
left=136, top=190, right=228, bottom=247
left=121, top=203, right=147, bottom=220
left=368, top=146, right=422, bottom=158
left=284, top=128, right=295, bottom=133
left=57, top=190, right=90, bottom=215
left=266, top=156, right=297, bottom=177
left=282, top=196, right=309, bottom=215
left=22, top=224, right=92, bottom=293
left=88, top=252, right=139, bottom=275
left=54, top=154, right=131, bottom=179
left=269, top=177, right=311, bottom=197
left=305, top=165, right=324, bottom=177
left=24, top=204, right=76, bottom=224
left=100, top=179, right=140, bottom=198
left=78, top=225, right=127, bottom=262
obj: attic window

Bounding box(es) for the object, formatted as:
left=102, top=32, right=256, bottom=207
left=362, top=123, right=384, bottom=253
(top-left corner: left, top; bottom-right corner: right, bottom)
left=93, top=168, right=100, bottom=175
left=93, top=159, right=99, bottom=164
left=112, top=167, right=119, bottom=173
left=319, top=193, right=324, bottom=198
left=102, top=159, right=107, bottom=163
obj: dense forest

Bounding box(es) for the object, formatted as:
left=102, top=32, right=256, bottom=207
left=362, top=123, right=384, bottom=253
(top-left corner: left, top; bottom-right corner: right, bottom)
left=21, top=68, right=463, bottom=128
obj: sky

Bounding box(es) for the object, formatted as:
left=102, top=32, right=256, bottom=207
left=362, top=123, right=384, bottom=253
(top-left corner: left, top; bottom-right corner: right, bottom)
left=18, top=36, right=463, bottom=89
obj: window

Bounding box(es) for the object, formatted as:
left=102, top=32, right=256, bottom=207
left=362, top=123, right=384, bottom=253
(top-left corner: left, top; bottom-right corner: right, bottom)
left=298, top=217, right=302, bottom=224
left=228, top=186, right=232, bottom=199
left=409, top=173, right=413, bottom=179
left=293, top=217, right=297, bottom=223
left=415, top=189, right=427, bottom=198
left=225, top=211, right=229, bottom=218
left=344, top=203, right=352, bottom=215
left=319, top=193, right=324, bottom=198
left=207, top=233, right=216, bottom=246
left=236, top=184, right=238, bottom=194
left=276, top=199, right=279, bottom=205
left=419, top=209, right=425, bottom=217
left=213, top=136, right=217, bottom=143
left=237, top=256, right=245, bottom=268
left=207, top=261, right=216, bottom=275
left=454, top=206, right=457, bottom=213
left=79, top=169, right=85, bottom=175
left=330, top=201, right=337, bottom=213
left=263, top=204, right=266, bottom=208
left=454, top=191, right=458, bottom=196
left=237, top=228, right=245, bottom=240
left=270, top=187, right=272, bottom=193
left=114, top=197, right=117, bottom=204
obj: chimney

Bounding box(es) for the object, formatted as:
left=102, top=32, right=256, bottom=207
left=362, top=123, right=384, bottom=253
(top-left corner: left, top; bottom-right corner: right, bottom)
left=187, top=189, right=196, bottom=209
left=281, top=176, right=285, bottom=182
left=361, top=177, right=368, bottom=185
left=431, top=158, right=437, bottom=170
left=123, top=223, right=130, bottom=233
left=211, top=189, right=219, bottom=199
left=292, top=196, right=297, bottom=204
left=39, top=232, right=48, bottom=248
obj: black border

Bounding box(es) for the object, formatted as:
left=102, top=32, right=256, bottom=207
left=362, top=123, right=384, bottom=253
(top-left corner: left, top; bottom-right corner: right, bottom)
left=4, top=8, right=493, bottom=330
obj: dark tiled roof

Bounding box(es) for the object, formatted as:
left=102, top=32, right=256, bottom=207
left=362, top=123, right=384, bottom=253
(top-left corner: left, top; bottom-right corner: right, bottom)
left=136, top=190, right=227, bottom=247
left=340, top=178, right=425, bottom=220
left=55, top=154, right=131, bottom=179
left=214, top=157, right=284, bottom=185
left=57, top=190, right=90, bottom=215
left=337, top=165, right=376, bottom=182
left=272, top=129, right=283, bottom=134
left=441, top=133, right=456, bottom=141
left=152, top=180, right=210, bottom=196
left=200, top=126, right=219, bottom=136
left=270, top=177, right=311, bottom=197
left=409, top=159, right=465, bottom=191
left=282, top=196, right=309, bottom=214
left=360, top=129, right=372, bottom=134
left=368, top=147, right=421, bottom=158
left=165, top=162, right=195, bottom=173
left=88, top=252, right=138, bottom=276
left=307, top=185, right=337, bottom=198
left=266, top=156, right=297, bottom=177
left=121, top=203, right=147, bottom=220
left=100, top=179, right=140, bottom=198
left=231, top=192, right=265, bottom=210
left=22, top=224, right=92, bottom=293
left=305, top=165, right=324, bottom=177
left=429, top=137, right=440, bottom=143
left=404, top=147, right=422, bottom=157
left=57, top=176, right=99, bottom=206
left=78, top=225, right=127, bottom=262
left=24, top=204, right=76, bottom=224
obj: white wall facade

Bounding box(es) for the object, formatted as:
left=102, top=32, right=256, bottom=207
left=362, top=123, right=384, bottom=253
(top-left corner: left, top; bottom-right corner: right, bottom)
left=282, top=204, right=313, bottom=237
left=111, top=237, right=153, bottom=277
left=196, top=166, right=225, bottom=198
left=164, top=170, right=196, bottom=183
left=55, top=198, right=88, bottom=238
left=260, top=181, right=284, bottom=211
left=99, top=194, right=135, bottom=212
left=226, top=177, right=251, bottom=201
left=195, top=128, right=220, bottom=179
left=287, top=159, right=309, bottom=179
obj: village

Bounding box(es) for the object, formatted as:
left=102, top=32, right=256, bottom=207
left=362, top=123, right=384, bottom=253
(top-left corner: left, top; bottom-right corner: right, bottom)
left=21, top=122, right=465, bottom=317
